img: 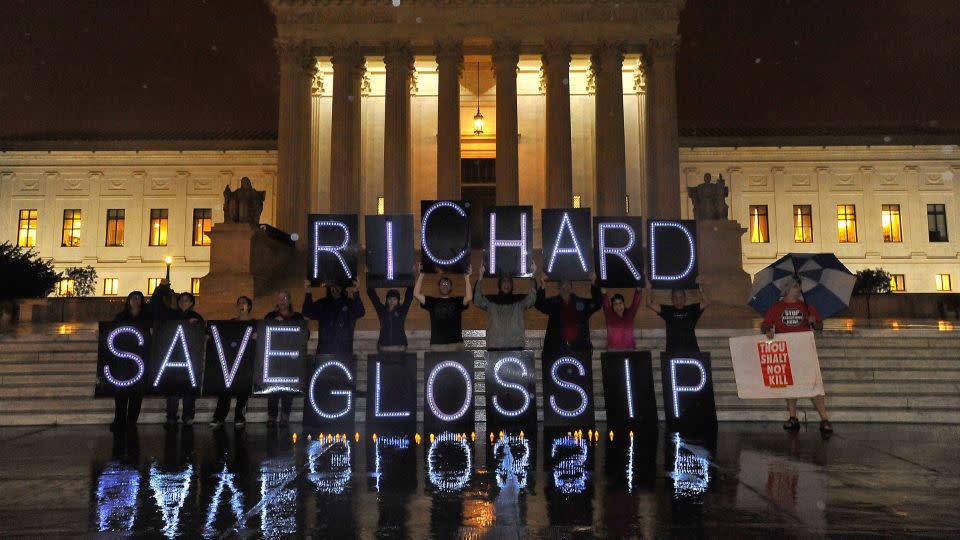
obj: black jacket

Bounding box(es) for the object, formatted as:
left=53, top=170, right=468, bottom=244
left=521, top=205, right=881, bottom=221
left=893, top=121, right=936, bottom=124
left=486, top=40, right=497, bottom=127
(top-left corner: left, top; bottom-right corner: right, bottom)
left=535, top=284, right=602, bottom=358
left=302, top=290, right=365, bottom=354
left=367, top=287, right=413, bottom=348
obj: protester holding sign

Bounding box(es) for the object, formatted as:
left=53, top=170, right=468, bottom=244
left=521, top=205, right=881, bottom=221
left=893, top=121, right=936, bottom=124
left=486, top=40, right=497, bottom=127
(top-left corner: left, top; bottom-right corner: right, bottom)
left=535, top=272, right=602, bottom=358
left=303, top=280, right=365, bottom=355
left=209, top=296, right=254, bottom=429
left=601, top=286, right=643, bottom=350
left=761, top=280, right=832, bottom=434
left=645, top=278, right=709, bottom=355
left=263, top=290, right=304, bottom=426
left=108, top=291, right=149, bottom=432
left=367, top=285, right=414, bottom=352
left=473, top=261, right=538, bottom=350
left=414, top=263, right=473, bottom=351
left=149, top=281, right=204, bottom=426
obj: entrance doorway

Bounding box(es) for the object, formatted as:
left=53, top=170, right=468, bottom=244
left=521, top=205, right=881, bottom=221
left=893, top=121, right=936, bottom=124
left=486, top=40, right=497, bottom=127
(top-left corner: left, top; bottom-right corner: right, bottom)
left=461, top=158, right=496, bottom=247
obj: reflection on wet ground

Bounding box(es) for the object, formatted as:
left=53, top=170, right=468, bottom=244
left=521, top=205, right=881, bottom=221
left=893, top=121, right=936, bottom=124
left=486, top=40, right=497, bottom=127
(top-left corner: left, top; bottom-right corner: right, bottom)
left=1, top=423, right=959, bottom=538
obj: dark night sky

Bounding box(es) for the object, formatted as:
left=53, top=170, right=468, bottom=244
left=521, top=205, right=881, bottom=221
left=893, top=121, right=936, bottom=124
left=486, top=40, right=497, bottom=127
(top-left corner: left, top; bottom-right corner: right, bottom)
left=0, top=0, right=958, bottom=140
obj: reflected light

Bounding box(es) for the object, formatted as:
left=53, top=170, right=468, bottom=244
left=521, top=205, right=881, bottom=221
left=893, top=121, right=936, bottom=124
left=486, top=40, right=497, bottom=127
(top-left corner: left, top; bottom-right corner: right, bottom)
left=149, top=463, right=193, bottom=539
left=671, top=433, right=710, bottom=500
left=427, top=432, right=472, bottom=492
left=551, top=436, right=588, bottom=494
left=203, top=464, right=245, bottom=537
left=96, top=462, right=140, bottom=532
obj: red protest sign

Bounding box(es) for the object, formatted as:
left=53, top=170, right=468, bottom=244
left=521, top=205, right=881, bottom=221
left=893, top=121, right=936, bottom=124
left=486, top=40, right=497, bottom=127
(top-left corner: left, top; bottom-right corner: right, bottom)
left=757, top=340, right=794, bottom=388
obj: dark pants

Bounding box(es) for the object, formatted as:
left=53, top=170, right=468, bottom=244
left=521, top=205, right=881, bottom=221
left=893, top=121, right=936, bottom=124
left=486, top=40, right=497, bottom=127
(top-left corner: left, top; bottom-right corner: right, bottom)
left=267, top=395, right=293, bottom=419
left=112, top=395, right=143, bottom=427
left=213, top=395, right=249, bottom=422
left=166, top=395, right=196, bottom=421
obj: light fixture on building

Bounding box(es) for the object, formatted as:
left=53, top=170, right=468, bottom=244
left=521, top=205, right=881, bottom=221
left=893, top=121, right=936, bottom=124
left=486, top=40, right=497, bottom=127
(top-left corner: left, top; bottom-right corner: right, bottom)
left=164, top=255, right=173, bottom=280
left=473, top=62, right=484, bottom=135
left=573, top=195, right=582, bottom=208
left=377, top=196, right=385, bottom=215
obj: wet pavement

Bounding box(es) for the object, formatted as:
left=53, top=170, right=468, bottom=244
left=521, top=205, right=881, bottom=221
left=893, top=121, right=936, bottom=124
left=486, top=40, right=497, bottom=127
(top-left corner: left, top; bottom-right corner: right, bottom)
left=1, top=423, right=959, bottom=538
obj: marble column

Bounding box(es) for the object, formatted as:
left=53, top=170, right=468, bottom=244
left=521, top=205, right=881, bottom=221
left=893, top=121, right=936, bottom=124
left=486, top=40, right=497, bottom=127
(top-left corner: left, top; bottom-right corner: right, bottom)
left=329, top=42, right=365, bottom=215
left=542, top=41, right=573, bottom=209
left=592, top=41, right=627, bottom=216
left=435, top=41, right=463, bottom=201
left=493, top=41, right=520, bottom=205
left=275, top=39, right=315, bottom=238
left=383, top=42, right=414, bottom=213
left=646, top=38, right=681, bottom=219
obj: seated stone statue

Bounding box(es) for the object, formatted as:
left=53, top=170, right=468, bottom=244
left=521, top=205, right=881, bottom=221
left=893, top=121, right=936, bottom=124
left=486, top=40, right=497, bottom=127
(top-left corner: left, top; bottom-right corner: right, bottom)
left=223, top=177, right=266, bottom=226
left=688, top=173, right=729, bottom=221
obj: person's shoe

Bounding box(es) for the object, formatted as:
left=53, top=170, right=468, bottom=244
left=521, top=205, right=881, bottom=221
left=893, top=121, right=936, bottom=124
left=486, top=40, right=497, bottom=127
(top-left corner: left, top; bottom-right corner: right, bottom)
left=209, top=420, right=224, bottom=428
left=279, top=413, right=290, bottom=427
left=819, top=420, right=834, bottom=434
left=234, top=420, right=246, bottom=429
left=782, top=416, right=800, bottom=431
left=183, top=417, right=194, bottom=426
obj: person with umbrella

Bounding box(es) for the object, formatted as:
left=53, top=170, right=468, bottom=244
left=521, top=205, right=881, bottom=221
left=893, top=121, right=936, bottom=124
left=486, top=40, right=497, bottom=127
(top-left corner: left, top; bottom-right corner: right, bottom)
left=761, top=278, right=833, bottom=434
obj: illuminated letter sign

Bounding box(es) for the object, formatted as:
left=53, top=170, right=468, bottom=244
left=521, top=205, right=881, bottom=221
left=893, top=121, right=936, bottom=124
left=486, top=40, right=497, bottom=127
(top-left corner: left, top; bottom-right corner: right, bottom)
left=366, top=353, right=417, bottom=432
left=423, top=351, right=475, bottom=432
left=96, top=321, right=151, bottom=397
left=485, top=206, right=532, bottom=277
left=541, top=353, right=595, bottom=426
left=542, top=208, right=592, bottom=281
left=660, top=352, right=717, bottom=431
left=308, top=214, right=359, bottom=285
left=648, top=219, right=698, bottom=288
left=148, top=322, right=204, bottom=395
left=594, top=216, right=644, bottom=287
left=485, top=350, right=537, bottom=429
left=600, top=350, right=658, bottom=429
left=202, top=321, right=255, bottom=396
left=303, top=354, right=356, bottom=432
left=420, top=200, right=471, bottom=273
left=365, top=214, right=415, bottom=287
left=253, top=320, right=309, bottom=395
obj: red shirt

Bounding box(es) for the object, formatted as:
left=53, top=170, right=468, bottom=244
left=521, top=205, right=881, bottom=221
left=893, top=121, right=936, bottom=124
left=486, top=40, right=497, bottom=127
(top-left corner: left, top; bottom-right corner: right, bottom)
left=561, top=298, right=580, bottom=343
left=602, top=291, right=642, bottom=350
left=762, top=301, right=820, bottom=333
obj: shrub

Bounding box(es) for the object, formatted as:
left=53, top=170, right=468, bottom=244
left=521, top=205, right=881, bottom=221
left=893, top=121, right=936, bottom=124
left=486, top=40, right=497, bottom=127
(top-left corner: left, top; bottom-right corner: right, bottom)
left=0, top=242, right=59, bottom=301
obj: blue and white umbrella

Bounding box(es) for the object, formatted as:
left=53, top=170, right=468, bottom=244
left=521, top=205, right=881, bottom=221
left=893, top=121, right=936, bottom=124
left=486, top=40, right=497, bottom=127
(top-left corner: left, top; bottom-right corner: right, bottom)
left=748, top=253, right=856, bottom=319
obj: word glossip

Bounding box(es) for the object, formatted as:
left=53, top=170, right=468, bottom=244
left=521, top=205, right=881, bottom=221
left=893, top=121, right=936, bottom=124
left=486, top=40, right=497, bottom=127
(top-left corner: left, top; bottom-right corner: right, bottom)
left=310, top=201, right=699, bottom=288
left=97, top=322, right=717, bottom=432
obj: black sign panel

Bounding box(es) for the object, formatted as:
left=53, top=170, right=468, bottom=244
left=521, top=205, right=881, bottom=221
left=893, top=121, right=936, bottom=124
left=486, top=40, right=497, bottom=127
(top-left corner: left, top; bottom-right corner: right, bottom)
left=541, top=208, right=593, bottom=281
left=253, top=320, right=310, bottom=395
left=365, top=434, right=417, bottom=494
left=594, top=216, right=644, bottom=288
left=303, top=354, right=356, bottom=433
left=147, top=321, right=206, bottom=396
left=366, top=353, right=417, bottom=433
left=420, top=200, right=471, bottom=274
left=601, top=350, right=658, bottom=429
left=365, top=214, right=415, bottom=288
left=659, top=351, right=717, bottom=432
left=96, top=321, right=153, bottom=397
left=202, top=321, right=256, bottom=397
left=541, top=352, right=595, bottom=427
left=308, top=214, right=359, bottom=285
left=484, top=206, right=533, bottom=277
left=484, top=350, right=537, bottom=430
left=423, top=351, right=476, bottom=433
left=647, top=219, right=698, bottom=289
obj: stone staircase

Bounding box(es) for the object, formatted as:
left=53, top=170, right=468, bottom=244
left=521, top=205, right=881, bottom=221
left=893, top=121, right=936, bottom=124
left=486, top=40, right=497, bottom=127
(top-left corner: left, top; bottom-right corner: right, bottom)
left=0, top=326, right=958, bottom=426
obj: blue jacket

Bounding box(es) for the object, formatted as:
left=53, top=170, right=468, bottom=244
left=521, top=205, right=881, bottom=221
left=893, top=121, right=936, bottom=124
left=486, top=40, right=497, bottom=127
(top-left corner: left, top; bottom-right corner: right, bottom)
left=302, top=290, right=365, bottom=354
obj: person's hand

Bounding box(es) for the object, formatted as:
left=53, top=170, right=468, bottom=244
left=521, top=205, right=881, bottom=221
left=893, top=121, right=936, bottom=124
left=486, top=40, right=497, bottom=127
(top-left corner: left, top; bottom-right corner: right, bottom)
left=529, top=259, right=537, bottom=274
left=416, top=262, right=423, bottom=274
left=644, top=276, right=652, bottom=289
left=479, top=263, right=486, bottom=276
left=465, top=264, right=472, bottom=276
left=808, top=314, right=816, bottom=324
left=589, top=271, right=597, bottom=284
left=765, top=328, right=775, bottom=340
left=303, top=279, right=312, bottom=289
left=160, top=278, right=170, bottom=286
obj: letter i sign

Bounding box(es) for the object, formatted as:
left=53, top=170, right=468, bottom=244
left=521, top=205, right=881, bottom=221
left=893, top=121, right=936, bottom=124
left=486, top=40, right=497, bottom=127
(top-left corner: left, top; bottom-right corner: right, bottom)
left=756, top=340, right=794, bottom=388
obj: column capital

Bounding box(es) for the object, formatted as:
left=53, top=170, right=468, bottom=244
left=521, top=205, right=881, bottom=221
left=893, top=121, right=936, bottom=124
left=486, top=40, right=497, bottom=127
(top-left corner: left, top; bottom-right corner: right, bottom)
left=492, top=40, right=520, bottom=72
left=434, top=39, right=463, bottom=61
left=645, top=36, right=680, bottom=61
left=590, top=41, right=625, bottom=76
left=330, top=41, right=366, bottom=76
left=383, top=41, right=414, bottom=73
left=274, top=38, right=316, bottom=74
left=542, top=40, right=571, bottom=66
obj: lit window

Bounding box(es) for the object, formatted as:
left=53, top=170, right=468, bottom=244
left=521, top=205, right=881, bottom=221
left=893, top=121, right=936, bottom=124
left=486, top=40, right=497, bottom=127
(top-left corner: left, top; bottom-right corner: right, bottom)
left=55, top=279, right=76, bottom=297
left=191, top=278, right=201, bottom=296
left=17, top=209, right=38, bottom=247
left=881, top=204, right=902, bottom=243
left=625, top=195, right=630, bottom=214
left=927, top=204, right=949, bottom=242
left=889, top=274, right=905, bottom=292
left=103, top=278, right=119, bottom=296
left=748, top=205, right=769, bottom=243
left=793, top=205, right=813, bottom=243
left=573, top=195, right=582, bottom=209
left=837, top=205, right=857, bottom=243
left=61, top=209, right=82, bottom=247
left=377, top=196, right=385, bottom=215
left=192, top=208, right=212, bottom=246
left=105, top=209, right=125, bottom=247
left=147, top=278, right=162, bottom=295
left=149, top=209, right=168, bottom=246
left=936, top=274, right=952, bottom=292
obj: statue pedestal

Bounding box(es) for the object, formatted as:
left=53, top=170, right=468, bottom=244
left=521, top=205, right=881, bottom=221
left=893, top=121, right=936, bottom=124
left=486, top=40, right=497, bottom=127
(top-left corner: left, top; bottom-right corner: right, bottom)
left=198, top=223, right=301, bottom=319
left=695, top=219, right=756, bottom=328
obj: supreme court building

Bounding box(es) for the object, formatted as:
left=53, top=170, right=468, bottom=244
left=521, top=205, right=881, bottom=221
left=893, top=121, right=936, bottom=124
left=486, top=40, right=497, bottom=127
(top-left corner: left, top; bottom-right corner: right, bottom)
left=1, top=0, right=959, bottom=297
